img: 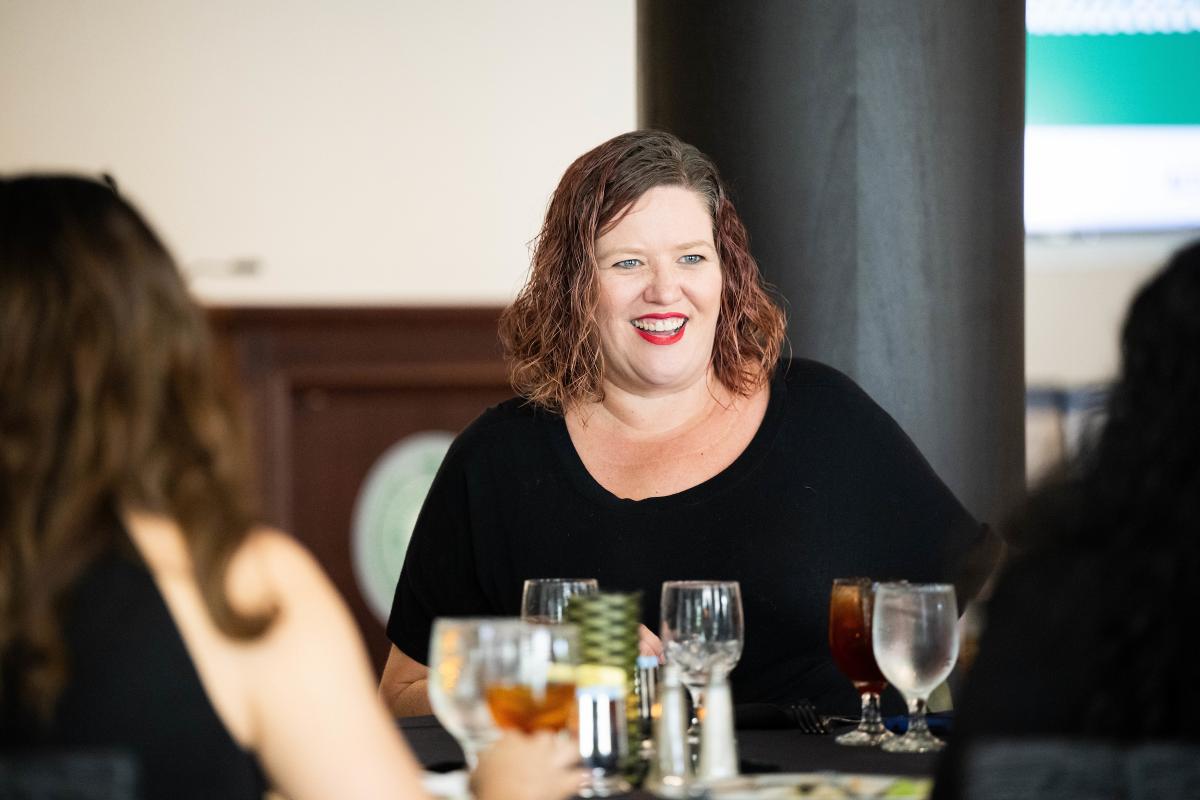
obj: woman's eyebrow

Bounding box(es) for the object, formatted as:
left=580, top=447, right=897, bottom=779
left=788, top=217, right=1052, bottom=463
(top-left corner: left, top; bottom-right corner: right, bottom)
left=596, top=245, right=647, bottom=261
left=596, top=240, right=714, bottom=261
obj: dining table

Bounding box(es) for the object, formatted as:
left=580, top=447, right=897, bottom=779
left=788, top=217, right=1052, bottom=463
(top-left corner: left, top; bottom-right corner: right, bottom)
left=400, top=715, right=939, bottom=798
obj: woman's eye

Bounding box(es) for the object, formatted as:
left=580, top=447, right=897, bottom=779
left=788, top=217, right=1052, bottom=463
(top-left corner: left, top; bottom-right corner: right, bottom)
left=680, top=254, right=704, bottom=264
left=613, top=258, right=642, bottom=269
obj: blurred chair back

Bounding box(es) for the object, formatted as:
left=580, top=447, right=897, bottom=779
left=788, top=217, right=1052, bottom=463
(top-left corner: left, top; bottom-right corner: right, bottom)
left=966, top=739, right=1200, bottom=800
left=0, top=751, right=139, bottom=800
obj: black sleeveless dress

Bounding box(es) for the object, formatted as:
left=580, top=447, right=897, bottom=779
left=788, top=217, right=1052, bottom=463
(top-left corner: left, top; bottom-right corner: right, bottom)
left=1, top=535, right=268, bottom=799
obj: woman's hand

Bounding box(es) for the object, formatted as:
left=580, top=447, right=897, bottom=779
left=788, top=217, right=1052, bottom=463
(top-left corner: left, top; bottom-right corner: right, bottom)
left=472, top=732, right=582, bottom=800
left=639, top=624, right=665, bottom=662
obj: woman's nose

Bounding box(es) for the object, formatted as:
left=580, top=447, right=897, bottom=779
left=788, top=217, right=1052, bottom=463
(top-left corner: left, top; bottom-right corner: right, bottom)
left=643, top=262, right=682, bottom=304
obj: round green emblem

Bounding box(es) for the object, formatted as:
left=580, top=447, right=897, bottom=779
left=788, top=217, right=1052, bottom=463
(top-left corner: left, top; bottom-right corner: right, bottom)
left=351, top=431, right=454, bottom=622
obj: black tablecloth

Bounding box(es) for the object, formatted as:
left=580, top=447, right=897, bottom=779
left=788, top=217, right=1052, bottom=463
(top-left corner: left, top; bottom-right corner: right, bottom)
left=399, top=716, right=936, bottom=797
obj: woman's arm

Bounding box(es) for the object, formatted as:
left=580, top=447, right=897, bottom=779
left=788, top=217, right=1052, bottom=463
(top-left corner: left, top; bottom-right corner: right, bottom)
left=379, top=644, right=432, bottom=717
left=239, top=532, right=431, bottom=800
left=240, top=534, right=580, bottom=800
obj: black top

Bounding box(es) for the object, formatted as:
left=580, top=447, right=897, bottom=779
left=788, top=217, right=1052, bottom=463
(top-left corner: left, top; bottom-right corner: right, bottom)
left=388, top=358, right=990, bottom=713
left=1, top=535, right=267, bottom=800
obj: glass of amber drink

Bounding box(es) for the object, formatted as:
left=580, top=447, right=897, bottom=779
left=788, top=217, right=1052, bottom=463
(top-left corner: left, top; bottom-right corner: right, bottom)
left=828, top=578, right=895, bottom=746
left=484, top=622, right=580, bottom=734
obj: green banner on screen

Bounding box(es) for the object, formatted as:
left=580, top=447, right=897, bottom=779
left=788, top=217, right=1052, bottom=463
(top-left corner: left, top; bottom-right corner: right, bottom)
left=1028, top=32, right=1200, bottom=125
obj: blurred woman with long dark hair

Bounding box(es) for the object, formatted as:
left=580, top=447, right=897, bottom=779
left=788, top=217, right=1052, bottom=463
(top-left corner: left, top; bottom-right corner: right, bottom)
left=934, top=239, right=1200, bottom=797
left=0, top=175, right=579, bottom=800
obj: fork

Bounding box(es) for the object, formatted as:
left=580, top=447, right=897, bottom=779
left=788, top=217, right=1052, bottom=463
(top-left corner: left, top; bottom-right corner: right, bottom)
left=785, top=701, right=831, bottom=735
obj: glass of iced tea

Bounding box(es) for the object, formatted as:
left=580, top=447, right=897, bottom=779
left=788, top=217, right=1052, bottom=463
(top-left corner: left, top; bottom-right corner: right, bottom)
left=828, top=578, right=895, bottom=746
left=484, top=622, right=580, bottom=734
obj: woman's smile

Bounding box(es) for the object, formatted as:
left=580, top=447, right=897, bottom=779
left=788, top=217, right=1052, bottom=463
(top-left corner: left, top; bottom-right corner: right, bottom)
left=632, top=313, right=688, bottom=344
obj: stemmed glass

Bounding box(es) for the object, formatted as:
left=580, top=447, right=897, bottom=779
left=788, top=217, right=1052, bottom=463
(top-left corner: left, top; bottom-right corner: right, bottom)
left=660, top=580, right=744, bottom=743
left=521, top=578, right=599, bottom=624
left=828, top=578, right=895, bottom=746
left=427, top=618, right=523, bottom=769
left=871, top=582, right=959, bottom=753
left=482, top=622, right=581, bottom=734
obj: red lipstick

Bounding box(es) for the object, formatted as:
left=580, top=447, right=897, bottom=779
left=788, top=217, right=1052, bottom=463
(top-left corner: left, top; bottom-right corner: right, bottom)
left=632, top=313, right=687, bottom=345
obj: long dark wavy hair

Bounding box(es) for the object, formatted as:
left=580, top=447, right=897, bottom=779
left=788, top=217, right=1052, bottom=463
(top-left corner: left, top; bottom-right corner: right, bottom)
left=499, top=130, right=787, bottom=412
left=1012, top=238, right=1200, bottom=736
left=0, top=175, right=275, bottom=720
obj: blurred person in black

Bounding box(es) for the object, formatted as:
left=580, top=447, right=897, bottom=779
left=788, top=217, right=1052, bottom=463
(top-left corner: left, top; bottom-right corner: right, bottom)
left=934, top=239, right=1200, bottom=798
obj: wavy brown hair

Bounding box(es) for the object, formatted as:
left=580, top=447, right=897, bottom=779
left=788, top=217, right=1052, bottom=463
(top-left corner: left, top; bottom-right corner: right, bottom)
left=0, top=175, right=275, bottom=720
left=499, top=130, right=786, bottom=412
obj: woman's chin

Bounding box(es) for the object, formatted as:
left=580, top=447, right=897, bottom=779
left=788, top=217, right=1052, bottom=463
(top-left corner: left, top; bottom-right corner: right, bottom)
left=609, top=362, right=711, bottom=397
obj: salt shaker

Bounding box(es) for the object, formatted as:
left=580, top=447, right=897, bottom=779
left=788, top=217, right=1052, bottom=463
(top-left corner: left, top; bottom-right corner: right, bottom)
left=697, top=664, right=738, bottom=781
left=645, top=663, right=692, bottom=798
left=635, top=654, right=660, bottom=754
left=575, top=664, right=632, bottom=798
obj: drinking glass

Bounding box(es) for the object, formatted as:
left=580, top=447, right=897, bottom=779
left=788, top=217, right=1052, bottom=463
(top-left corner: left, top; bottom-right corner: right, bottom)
left=521, top=578, right=599, bottom=624
left=871, top=582, right=959, bottom=753
left=483, top=622, right=581, bottom=734
left=660, top=580, right=744, bottom=742
left=828, top=578, right=895, bottom=746
left=428, top=618, right=523, bottom=769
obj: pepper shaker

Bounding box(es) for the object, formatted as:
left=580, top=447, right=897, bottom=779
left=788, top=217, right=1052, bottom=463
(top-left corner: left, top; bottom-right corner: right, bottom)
left=697, top=664, right=738, bottom=781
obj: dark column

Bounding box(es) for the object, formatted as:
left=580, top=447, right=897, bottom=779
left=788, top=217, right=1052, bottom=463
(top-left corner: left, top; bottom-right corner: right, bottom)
left=639, top=0, right=1025, bottom=528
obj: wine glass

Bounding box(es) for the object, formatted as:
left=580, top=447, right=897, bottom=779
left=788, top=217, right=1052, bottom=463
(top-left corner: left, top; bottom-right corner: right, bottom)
left=660, top=580, right=744, bottom=743
left=428, top=618, right=523, bottom=769
left=871, top=582, right=959, bottom=753
left=521, top=578, right=599, bottom=624
left=828, top=578, right=895, bottom=746
left=483, top=622, right=581, bottom=734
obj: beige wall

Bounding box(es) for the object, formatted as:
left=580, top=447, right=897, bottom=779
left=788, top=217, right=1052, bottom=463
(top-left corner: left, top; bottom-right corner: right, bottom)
left=3, top=1, right=1195, bottom=385
left=1025, top=232, right=1195, bottom=386
left=0, top=0, right=636, bottom=305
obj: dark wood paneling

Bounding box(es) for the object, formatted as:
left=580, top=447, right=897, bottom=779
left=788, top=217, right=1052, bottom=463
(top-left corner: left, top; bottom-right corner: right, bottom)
left=209, top=307, right=511, bottom=672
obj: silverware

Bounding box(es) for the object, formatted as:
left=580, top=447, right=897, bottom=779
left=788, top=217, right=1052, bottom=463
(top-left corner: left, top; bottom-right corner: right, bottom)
left=785, top=701, right=830, bottom=735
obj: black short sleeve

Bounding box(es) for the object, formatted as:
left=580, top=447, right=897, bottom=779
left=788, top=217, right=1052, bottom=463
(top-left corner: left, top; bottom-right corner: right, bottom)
left=385, top=431, right=492, bottom=665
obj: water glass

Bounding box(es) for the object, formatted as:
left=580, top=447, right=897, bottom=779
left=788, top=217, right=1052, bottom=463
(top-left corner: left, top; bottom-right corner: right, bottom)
left=871, top=582, right=959, bottom=753
left=660, top=580, right=744, bottom=742
left=828, top=578, right=894, bottom=746
left=521, top=578, right=599, bottom=624
left=428, top=618, right=522, bottom=769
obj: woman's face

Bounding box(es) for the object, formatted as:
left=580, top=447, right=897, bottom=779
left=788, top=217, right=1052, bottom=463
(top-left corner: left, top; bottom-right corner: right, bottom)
left=593, top=185, right=723, bottom=398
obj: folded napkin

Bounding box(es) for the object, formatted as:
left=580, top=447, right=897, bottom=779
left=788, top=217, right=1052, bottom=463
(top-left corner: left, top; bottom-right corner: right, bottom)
left=423, top=760, right=467, bottom=773
left=422, top=770, right=470, bottom=800
left=883, top=711, right=954, bottom=737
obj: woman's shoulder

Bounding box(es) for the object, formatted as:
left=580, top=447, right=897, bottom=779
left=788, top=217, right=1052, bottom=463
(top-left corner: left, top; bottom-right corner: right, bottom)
left=776, top=357, right=864, bottom=393
left=773, top=358, right=885, bottom=422
left=127, top=514, right=331, bottom=621
left=226, top=527, right=330, bottom=611
left=445, top=395, right=559, bottom=459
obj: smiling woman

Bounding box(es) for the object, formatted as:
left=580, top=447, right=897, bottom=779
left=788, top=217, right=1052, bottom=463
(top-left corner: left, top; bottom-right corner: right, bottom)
left=593, top=185, right=723, bottom=394
left=499, top=130, right=785, bottom=412
left=569, top=183, right=766, bottom=502
left=379, top=130, right=1000, bottom=720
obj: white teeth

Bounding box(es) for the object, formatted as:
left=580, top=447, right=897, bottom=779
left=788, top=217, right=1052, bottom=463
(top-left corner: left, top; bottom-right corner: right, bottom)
left=632, top=317, right=686, bottom=333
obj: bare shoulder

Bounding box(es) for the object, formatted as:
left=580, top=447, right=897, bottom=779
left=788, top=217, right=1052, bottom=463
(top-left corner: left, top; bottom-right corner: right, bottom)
left=225, top=527, right=342, bottom=620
